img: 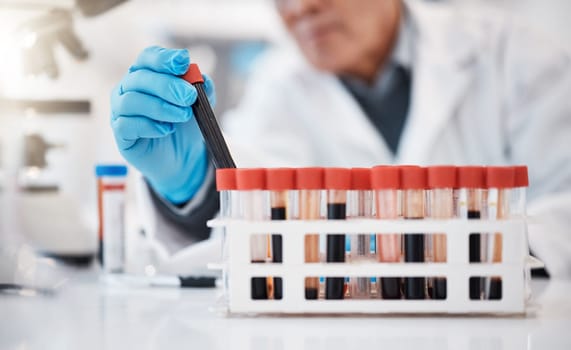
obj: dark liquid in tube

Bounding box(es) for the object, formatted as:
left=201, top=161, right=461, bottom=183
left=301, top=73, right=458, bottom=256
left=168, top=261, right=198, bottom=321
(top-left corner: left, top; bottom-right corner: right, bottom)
left=271, top=207, right=286, bottom=300
left=381, top=278, right=401, bottom=299
left=489, top=279, right=502, bottom=300
left=251, top=272, right=268, bottom=300
left=468, top=210, right=484, bottom=300
left=326, top=203, right=346, bottom=300
left=404, top=229, right=425, bottom=300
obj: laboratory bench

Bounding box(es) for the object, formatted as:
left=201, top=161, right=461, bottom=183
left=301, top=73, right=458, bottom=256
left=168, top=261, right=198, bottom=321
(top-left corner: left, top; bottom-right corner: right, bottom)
left=1, top=261, right=570, bottom=350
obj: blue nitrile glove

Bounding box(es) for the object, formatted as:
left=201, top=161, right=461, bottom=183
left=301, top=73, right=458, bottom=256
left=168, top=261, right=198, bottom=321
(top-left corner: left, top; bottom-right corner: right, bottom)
left=110, top=46, right=216, bottom=204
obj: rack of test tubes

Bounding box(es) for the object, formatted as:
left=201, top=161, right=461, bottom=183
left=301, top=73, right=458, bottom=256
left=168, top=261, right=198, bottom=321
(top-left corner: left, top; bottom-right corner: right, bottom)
left=209, top=165, right=533, bottom=315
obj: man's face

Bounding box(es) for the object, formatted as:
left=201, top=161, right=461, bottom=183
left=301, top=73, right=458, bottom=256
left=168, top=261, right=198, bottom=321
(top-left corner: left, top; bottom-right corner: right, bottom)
left=276, top=0, right=400, bottom=78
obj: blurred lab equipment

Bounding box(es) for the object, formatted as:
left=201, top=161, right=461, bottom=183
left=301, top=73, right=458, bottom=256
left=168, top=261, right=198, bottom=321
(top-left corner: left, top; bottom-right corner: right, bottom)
left=75, top=0, right=129, bottom=17
left=18, top=9, right=87, bottom=79
left=0, top=99, right=95, bottom=264
left=19, top=133, right=64, bottom=190
left=14, top=129, right=95, bottom=262
left=5, top=0, right=129, bottom=78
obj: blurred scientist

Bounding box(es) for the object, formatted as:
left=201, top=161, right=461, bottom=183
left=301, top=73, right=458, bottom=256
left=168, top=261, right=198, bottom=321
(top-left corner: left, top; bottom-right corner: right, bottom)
left=110, top=0, right=571, bottom=277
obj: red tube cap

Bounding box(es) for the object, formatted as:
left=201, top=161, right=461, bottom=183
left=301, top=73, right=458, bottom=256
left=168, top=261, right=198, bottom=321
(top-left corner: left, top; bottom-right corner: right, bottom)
left=351, top=168, right=372, bottom=190
left=371, top=166, right=400, bottom=190
left=216, top=168, right=237, bottom=191
left=324, top=168, right=352, bottom=190
left=514, top=165, right=529, bottom=188
left=458, top=166, right=485, bottom=189
left=296, top=167, right=324, bottom=190
left=182, top=63, right=204, bottom=84
left=236, top=168, right=265, bottom=190
left=266, top=168, right=295, bottom=191
left=427, top=166, right=457, bottom=189
left=401, top=166, right=427, bottom=190
left=486, top=166, right=515, bottom=189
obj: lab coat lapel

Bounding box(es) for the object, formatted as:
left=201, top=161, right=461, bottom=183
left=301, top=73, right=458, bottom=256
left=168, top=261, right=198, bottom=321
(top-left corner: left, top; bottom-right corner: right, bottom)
left=397, top=54, right=474, bottom=164
left=336, top=77, right=395, bottom=164
left=320, top=74, right=394, bottom=164
left=397, top=1, right=477, bottom=164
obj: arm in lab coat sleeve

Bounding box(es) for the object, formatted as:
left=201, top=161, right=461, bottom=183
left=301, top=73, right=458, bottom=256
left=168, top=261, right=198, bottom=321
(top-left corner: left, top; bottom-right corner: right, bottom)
left=146, top=166, right=219, bottom=248
left=138, top=165, right=219, bottom=256
left=133, top=167, right=224, bottom=276
left=505, top=24, right=571, bottom=278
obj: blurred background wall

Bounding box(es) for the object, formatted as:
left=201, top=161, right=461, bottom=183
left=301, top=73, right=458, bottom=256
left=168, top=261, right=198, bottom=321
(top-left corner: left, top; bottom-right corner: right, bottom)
left=0, top=0, right=569, bottom=257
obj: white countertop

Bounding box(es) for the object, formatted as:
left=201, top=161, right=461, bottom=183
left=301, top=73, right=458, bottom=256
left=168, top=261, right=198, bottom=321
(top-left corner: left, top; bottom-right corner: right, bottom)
left=1, top=267, right=571, bottom=350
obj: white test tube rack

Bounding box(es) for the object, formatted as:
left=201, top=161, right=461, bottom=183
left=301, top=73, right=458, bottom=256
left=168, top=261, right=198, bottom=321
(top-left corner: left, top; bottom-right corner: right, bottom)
left=208, top=218, right=531, bottom=315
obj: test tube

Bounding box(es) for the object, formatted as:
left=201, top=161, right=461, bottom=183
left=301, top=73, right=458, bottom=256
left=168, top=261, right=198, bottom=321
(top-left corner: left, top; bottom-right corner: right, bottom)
left=216, top=168, right=238, bottom=302
left=457, top=166, right=485, bottom=299
left=349, top=168, right=374, bottom=299
left=427, top=166, right=456, bottom=300
left=95, top=165, right=128, bottom=274
left=401, top=166, right=427, bottom=300
left=371, top=166, right=402, bottom=299
left=181, top=64, right=236, bottom=169
left=324, top=168, right=351, bottom=300
left=512, top=165, right=530, bottom=299
left=236, top=168, right=269, bottom=300
left=511, top=166, right=529, bottom=217
left=296, top=167, right=324, bottom=300
left=216, top=168, right=238, bottom=219
left=266, top=168, right=295, bottom=300
left=485, top=166, right=515, bottom=300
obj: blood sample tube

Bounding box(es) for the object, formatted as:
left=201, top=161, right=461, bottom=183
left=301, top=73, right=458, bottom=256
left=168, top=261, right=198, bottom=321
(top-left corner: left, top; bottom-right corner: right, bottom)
left=266, top=168, right=295, bottom=300
left=427, top=166, right=456, bottom=300
left=348, top=168, right=373, bottom=299
left=511, top=166, right=529, bottom=217
left=96, top=165, right=128, bottom=274
left=371, top=166, right=402, bottom=299
left=324, top=168, right=351, bottom=300
left=401, top=166, right=427, bottom=300
left=485, top=166, right=515, bottom=300
left=296, top=167, right=324, bottom=300
left=181, top=64, right=236, bottom=169
left=216, top=168, right=238, bottom=219
left=457, top=166, right=485, bottom=299
left=236, top=168, right=269, bottom=300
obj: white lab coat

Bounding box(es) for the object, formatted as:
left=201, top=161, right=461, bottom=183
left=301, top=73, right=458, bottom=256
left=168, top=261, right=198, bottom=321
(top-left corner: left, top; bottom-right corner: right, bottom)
left=136, top=1, right=571, bottom=278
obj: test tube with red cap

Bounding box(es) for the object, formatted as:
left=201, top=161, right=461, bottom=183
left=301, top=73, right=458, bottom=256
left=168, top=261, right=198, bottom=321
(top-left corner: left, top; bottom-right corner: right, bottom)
left=348, top=168, right=374, bottom=299
left=427, top=166, right=457, bottom=300
left=511, top=166, right=529, bottom=216
left=296, top=167, right=324, bottom=300
left=236, top=168, right=269, bottom=300
left=181, top=64, right=235, bottom=169
left=457, top=166, right=486, bottom=299
left=485, top=166, right=515, bottom=300
left=324, top=168, right=351, bottom=300
left=372, top=166, right=402, bottom=299
left=266, top=168, right=296, bottom=300
left=401, top=166, right=427, bottom=300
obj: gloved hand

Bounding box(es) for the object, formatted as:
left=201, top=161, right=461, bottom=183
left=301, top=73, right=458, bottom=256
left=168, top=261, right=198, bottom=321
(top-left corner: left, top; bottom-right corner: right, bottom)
left=111, top=46, right=216, bottom=204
